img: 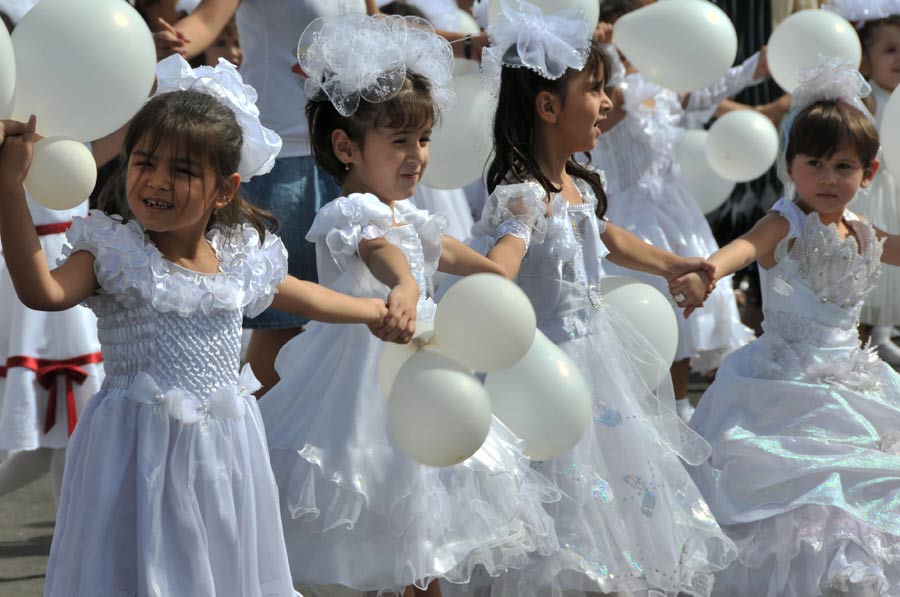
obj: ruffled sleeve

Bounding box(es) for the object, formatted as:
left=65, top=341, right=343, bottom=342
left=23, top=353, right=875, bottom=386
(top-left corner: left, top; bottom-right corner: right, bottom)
left=228, top=227, right=289, bottom=318
left=60, top=210, right=155, bottom=304
left=392, top=199, right=448, bottom=278
left=480, top=181, right=549, bottom=250
left=305, top=194, right=394, bottom=277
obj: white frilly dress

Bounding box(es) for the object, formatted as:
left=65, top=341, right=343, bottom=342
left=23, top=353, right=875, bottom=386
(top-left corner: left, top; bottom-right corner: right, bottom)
left=45, top=211, right=296, bottom=597
left=690, top=199, right=900, bottom=596
left=474, top=179, right=736, bottom=597
left=0, top=196, right=103, bottom=452
left=593, top=73, right=754, bottom=372
left=259, top=194, right=560, bottom=594
left=850, top=82, right=900, bottom=326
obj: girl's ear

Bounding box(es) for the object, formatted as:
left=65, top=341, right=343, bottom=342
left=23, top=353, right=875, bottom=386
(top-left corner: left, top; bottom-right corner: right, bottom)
left=215, top=172, right=241, bottom=210
left=861, top=159, right=880, bottom=189
left=535, top=90, right=561, bottom=124
left=332, top=129, right=356, bottom=167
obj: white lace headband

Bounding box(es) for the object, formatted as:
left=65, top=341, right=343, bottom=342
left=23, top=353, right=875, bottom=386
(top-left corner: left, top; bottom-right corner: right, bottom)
left=824, top=0, right=900, bottom=28
left=298, top=13, right=454, bottom=118
left=481, top=0, right=591, bottom=97
left=154, top=55, right=282, bottom=181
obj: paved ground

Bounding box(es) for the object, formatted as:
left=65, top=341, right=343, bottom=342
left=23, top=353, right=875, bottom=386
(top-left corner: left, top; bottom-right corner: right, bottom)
left=0, top=379, right=709, bottom=596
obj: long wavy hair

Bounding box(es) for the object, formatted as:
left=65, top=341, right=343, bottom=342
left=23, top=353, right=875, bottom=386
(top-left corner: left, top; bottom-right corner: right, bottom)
left=486, top=40, right=611, bottom=218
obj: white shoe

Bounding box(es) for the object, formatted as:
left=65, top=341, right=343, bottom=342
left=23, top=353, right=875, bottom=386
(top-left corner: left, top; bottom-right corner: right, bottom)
left=676, top=399, right=695, bottom=423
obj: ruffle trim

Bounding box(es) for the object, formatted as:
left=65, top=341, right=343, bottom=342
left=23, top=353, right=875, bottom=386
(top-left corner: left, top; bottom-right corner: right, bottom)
left=60, top=211, right=287, bottom=318
left=481, top=181, right=550, bottom=245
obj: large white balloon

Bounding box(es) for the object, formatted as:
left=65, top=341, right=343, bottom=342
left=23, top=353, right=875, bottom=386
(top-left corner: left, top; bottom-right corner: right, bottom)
left=24, top=137, right=97, bottom=211
left=485, top=331, right=591, bottom=461
left=675, top=130, right=735, bottom=214
left=767, top=10, right=861, bottom=92
left=705, top=110, right=779, bottom=183
left=488, top=0, right=599, bottom=29
left=600, top=276, right=678, bottom=389
left=388, top=351, right=493, bottom=467
left=11, top=0, right=156, bottom=141
left=378, top=320, right=436, bottom=395
left=0, top=18, right=14, bottom=119
left=422, top=72, right=494, bottom=190
left=433, top=273, right=537, bottom=372
left=881, top=88, right=900, bottom=179
left=613, top=0, right=737, bottom=94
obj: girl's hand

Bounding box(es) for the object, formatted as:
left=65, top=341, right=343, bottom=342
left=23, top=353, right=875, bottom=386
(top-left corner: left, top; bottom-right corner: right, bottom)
left=593, top=21, right=614, bottom=43
left=154, top=17, right=190, bottom=59
left=665, top=256, right=716, bottom=285
left=376, top=279, right=418, bottom=344
left=669, top=270, right=713, bottom=318
left=0, top=115, right=37, bottom=189
left=0, top=118, right=34, bottom=148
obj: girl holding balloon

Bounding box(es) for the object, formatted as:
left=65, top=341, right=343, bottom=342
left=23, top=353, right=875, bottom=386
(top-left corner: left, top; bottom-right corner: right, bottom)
left=258, top=13, right=559, bottom=596
left=673, top=58, right=900, bottom=596
left=826, top=1, right=900, bottom=359
left=592, top=0, right=757, bottom=423
left=0, top=55, right=397, bottom=596
left=473, top=2, right=737, bottom=595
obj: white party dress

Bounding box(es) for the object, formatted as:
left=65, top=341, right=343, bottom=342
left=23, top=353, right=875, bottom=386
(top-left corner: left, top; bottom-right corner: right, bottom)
left=476, top=179, right=736, bottom=597
left=260, top=194, right=560, bottom=594
left=690, top=198, right=900, bottom=596
left=45, top=211, right=296, bottom=597
left=593, top=73, right=754, bottom=372
left=850, top=82, right=900, bottom=325
left=0, top=196, right=103, bottom=451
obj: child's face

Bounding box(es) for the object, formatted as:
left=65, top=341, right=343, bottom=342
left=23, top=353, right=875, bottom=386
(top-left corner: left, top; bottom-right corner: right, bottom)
left=344, top=124, right=431, bottom=202
left=788, top=144, right=877, bottom=216
left=556, top=66, right=613, bottom=154
left=205, top=29, right=242, bottom=68
left=865, top=24, right=900, bottom=92
left=126, top=136, right=233, bottom=235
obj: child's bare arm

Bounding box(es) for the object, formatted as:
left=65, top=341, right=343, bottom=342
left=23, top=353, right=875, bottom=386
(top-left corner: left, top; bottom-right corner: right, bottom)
left=439, top=236, right=506, bottom=277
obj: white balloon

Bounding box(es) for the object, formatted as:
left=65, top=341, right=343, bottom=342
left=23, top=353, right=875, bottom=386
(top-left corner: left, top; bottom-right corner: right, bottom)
left=675, top=130, right=735, bottom=214
left=613, top=0, right=737, bottom=94
left=24, top=137, right=97, bottom=211
left=705, top=110, right=779, bottom=183
left=457, top=8, right=481, bottom=35
left=388, top=351, right=492, bottom=467
left=433, top=273, right=537, bottom=372
left=377, top=320, right=435, bottom=396
left=881, top=88, right=900, bottom=179
left=0, top=18, right=14, bottom=119
left=767, top=10, right=861, bottom=92
left=11, top=0, right=156, bottom=141
left=600, top=276, right=678, bottom=389
left=485, top=331, right=591, bottom=460
left=422, top=73, right=493, bottom=189
left=488, top=0, right=599, bottom=29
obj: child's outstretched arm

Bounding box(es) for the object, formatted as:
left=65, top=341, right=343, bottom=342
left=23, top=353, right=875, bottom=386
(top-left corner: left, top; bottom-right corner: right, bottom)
left=358, top=237, right=419, bottom=343
left=270, top=277, right=387, bottom=326
left=486, top=235, right=528, bottom=280
left=602, top=223, right=716, bottom=282
left=440, top=236, right=507, bottom=277
left=670, top=213, right=790, bottom=316
left=875, top=228, right=900, bottom=267
left=0, top=118, right=98, bottom=311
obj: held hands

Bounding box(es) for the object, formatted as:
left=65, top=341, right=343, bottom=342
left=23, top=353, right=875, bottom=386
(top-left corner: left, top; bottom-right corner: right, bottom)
left=669, top=269, right=715, bottom=318
left=0, top=116, right=38, bottom=189
left=370, top=279, right=418, bottom=344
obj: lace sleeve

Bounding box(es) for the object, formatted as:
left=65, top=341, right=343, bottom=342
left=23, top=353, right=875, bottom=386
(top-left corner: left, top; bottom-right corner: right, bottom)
left=305, top=193, right=394, bottom=275
left=480, top=182, right=549, bottom=246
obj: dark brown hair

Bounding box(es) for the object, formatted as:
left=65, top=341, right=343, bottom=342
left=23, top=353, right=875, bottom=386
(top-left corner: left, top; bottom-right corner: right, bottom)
left=785, top=100, right=880, bottom=172
left=486, top=39, right=611, bottom=218
left=858, top=15, right=900, bottom=50
left=98, top=90, right=277, bottom=236
left=306, top=71, right=438, bottom=185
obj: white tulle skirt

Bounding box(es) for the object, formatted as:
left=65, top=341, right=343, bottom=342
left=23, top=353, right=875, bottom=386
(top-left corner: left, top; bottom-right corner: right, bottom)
left=45, top=374, right=296, bottom=597
left=484, top=305, right=737, bottom=597
left=603, top=177, right=753, bottom=372
left=850, top=170, right=900, bottom=325
left=0, top=199, right=103, bottom=451
left=260, top=320, right=560, bottom=594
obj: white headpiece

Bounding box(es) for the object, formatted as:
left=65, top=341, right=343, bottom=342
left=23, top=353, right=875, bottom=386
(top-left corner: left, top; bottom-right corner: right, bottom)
left=154, top=55, right=282, bottom=181
left=298, top=14, right=454, bottom=118
left=777, top=56, right=874, bottom=198
left=481, top=0, right=591, bottom=97
left=824, top=0, right=900, bottom=28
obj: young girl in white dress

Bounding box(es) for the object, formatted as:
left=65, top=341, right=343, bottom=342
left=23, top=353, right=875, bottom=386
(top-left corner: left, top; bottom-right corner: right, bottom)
left=673, top=58, right=900, bottom=596
left=0, top=56, right=392, bottom=596
left=591, top=1, right=756, bottom=420
left=827, top=1, right=900, bottom=359
left=469, top=2, right=737, bottom=595
left=259, top=13, right=559, bottom=597
left=0, top=194, right=102, bottom=502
